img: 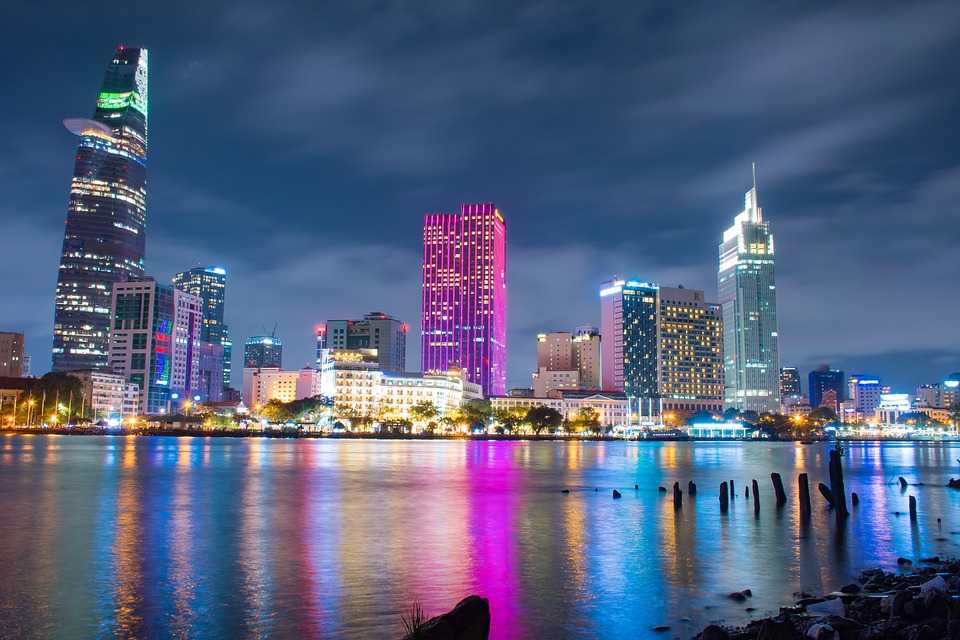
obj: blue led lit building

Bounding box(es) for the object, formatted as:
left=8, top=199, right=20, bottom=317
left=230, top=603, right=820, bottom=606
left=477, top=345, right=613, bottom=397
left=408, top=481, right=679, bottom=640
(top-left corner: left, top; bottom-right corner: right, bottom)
left=809, top=366, right=845, bottom=410
left=53, top=46, right=149, bottom=372
left=600, top=279, right=660, bottom=416
left=718, top=167, right=781, bottom=413
left=173, top=266, right=231, bottom=388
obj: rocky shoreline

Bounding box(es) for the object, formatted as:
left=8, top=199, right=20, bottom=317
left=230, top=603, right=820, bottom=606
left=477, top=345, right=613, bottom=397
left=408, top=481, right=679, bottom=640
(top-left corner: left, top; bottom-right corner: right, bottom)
left=696, top=557, right=959, bottom=640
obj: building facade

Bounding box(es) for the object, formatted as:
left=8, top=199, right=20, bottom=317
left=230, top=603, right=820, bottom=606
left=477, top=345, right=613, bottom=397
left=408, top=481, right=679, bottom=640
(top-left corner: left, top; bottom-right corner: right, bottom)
left=68, top=369, right=140, bottom=422
left=0, top=332, right=25, bottom=377
left=779, top=367, right=801, bottom=399
left=572, top=327, right=602, bottom=389
left=532, top=328, right=601, bottom=395
left=809, top=366, right=844, bottom=409
left=718, top=171, right=781, bottom=413
left=601, top=280, right=723, bottom=417
left=421, top=203, right=507, bottom=396
left=242, top=367, right=322, bottom=408
left=172, top=266, right=231, bottom=388
left=244, top=335, right=282, bottom=369
left=916, top=374, right=960, bottom=409
left=53, top=46, right=149, bottom=372
left=847, top=374, right=882, bottom=419
left=490, top=391, right=629, bottom=428
left=325, top=312, right=407, bottom=373
left=196, top=342, right=224, bottom=403
left=532, top=367, right=580, bottom=397
left=108, top=279, right=202, bottom=414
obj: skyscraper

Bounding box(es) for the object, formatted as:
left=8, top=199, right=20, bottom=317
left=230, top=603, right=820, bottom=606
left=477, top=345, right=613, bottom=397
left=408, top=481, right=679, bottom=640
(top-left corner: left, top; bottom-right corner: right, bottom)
left=325, top=312, right=408, bottom=373
left=108, top=278, right=201, bottom=414
left=600, top=279, right=659, bottom=414
left=172, top=266, right=231, bottom=387
left=0, top=332, right=25, bottom=377
left=244, top=336, right=282, bottom=369
left=718, top=167, right=781, bottom=413
left=779, top=367, right=802, bottom=398
left=421, top=203, right=507, bottom=396
left=53, top=46, right=149, bottom=371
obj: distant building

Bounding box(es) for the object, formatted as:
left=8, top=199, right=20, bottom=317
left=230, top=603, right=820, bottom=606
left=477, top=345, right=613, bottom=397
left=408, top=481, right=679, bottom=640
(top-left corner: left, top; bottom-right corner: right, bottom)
left=0, top=332, right=25, bottom=377
left=108, top=278, right=202, bottom=414
left=878, top=393, right=911, bottom=423
left=809, top=366, right=844, bottom=409
left=490, top=390, right=629, bottom=428
left=244, top=335, right=282, bottom=369
left=421, top=203, right=507, bottom=396
left=718, top=169, right=781, bottom=413
left=847, top=374, right=882, bottom=419
left=779, top=367, right=801, bottom=399
left=68, top=369, right=140, bottom=421
left=601, top=280, right=722, bottom=417
left=314, top=324, right=327, bottom=365
left=196, top=342, right=224, bottom=403
left=325, top=312, right=407, bottom=373
left=173, top=266, right=231, bottom=388
left=916, top=373, right=960, bottom=409
left=532, top=328, right=602, bottom=396
left=243, top=367, right=322, bottom=408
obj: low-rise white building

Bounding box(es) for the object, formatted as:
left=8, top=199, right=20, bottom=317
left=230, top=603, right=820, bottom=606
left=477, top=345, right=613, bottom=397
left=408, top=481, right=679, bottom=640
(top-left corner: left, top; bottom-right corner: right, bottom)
left=69, top=370, right=141, bottom=422
left=243, top=367, right=322, bottom=408
left=490, top=390, right=629, bottom=427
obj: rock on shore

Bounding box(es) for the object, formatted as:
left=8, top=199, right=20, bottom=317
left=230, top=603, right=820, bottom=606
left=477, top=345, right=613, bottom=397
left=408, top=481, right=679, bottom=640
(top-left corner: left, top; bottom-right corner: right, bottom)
left=402, top=595, right=490, bottom=640
left=695, top=558, right=960, bottom=640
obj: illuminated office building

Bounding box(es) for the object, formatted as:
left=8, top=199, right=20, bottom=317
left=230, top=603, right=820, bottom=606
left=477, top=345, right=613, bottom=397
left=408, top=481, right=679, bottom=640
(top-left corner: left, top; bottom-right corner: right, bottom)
left=847, top=374, right=882, bottom=418
left=0, top=332, right=25, bottom=377
left=809, top=365, right=844, bottom=409
left=53, top=46, right=149, bottom=371
left=780, top=367, right=801, bottom=398
left=173, top=266, right=231, bottom=388
left=325, top=311, right=407, bottom=373
left=421, top=203, right=507, bottom=396
left=108, top=278, right=202, bottom=414
left=718, top=167, right=781, bottom=412
left=601, top=280, right=722, bottom=417
left=244, top=335, right=282, bottom=369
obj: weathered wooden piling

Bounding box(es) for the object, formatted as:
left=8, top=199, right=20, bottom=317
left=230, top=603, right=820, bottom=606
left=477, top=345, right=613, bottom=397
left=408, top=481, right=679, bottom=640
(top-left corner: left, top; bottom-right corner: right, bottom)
left=771, top=472, right=787, bottom=507
left=719, top=481, right=729, bottom=513
left=745, top=485, right=749, bottom=498
left=729, top=480, right=735, bottom=499
left=851, top=492, right=859, bottom=506
left=688, top=481, right=697, bottom=496
left=898, top=476, right=908, bottom=490
left=909, top=495, right=917, bottom=521
left=673, top=482, right=682, bottom=509
left=829, top=449, right=849, bottom=518
left=613, top=489, right=622, bottom=499
left=752, top=479, right=760, bottom=515
left=798, top=473, right=811, bottom=520
left=818, top=482, right=835, bottom=508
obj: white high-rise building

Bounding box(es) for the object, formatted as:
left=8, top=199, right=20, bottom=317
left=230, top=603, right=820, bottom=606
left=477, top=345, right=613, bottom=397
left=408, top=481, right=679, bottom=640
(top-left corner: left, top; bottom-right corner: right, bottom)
left=718, top=166, right=781, bottom=413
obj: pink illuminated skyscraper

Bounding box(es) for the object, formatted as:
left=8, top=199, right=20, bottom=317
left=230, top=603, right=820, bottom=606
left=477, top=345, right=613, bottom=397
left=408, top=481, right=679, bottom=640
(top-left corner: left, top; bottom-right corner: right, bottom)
left=421, top=203, right=507, bottom=397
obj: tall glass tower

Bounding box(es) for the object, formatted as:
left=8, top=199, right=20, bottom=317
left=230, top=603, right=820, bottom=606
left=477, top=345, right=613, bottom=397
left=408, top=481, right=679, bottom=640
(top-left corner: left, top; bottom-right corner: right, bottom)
left=718, top=167, right=781, bottom=413
left=173, top=266, right=231, bottom=388
left=421, top=203, right=507, bottom=396
left=52, top=46, right=149, bottom=371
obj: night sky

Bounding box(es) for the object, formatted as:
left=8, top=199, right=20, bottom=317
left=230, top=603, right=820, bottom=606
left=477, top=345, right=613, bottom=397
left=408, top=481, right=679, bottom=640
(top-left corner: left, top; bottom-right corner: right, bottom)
left=2, top=1, right=958, bottom=392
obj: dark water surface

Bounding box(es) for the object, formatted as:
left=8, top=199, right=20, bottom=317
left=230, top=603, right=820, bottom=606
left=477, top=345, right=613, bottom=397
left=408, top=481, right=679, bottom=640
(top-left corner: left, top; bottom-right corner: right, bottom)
left=1, top=435, right=958, bottom=639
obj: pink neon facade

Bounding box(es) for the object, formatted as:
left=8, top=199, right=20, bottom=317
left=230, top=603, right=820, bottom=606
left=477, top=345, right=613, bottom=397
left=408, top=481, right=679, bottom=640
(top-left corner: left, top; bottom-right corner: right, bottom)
left=421, top=203, right=507, bottom=397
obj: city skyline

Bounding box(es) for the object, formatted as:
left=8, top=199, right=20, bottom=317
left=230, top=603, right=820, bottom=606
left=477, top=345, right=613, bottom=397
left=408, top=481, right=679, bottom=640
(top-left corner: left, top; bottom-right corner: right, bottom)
left=2, top=3, right=959, bottom=392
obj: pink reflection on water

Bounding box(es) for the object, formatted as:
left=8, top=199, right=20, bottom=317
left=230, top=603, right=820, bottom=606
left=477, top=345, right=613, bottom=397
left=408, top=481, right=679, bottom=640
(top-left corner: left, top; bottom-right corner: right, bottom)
left=466, top=441, right=522, bottom=640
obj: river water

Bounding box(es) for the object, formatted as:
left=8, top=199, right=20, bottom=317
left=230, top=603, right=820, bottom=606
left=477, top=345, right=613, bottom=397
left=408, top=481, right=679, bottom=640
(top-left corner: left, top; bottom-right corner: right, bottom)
left=0, top=435, right=958, bottom=639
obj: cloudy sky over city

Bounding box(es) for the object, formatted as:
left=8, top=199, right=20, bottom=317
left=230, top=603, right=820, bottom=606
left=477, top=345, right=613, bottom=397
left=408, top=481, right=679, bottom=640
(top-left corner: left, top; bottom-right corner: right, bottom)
left=2, top=1, right=958, bottom=390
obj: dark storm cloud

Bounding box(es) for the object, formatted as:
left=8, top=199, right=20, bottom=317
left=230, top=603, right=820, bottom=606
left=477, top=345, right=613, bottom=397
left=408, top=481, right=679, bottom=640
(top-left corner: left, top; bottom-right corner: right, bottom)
left=1, top=0, right=958, bottom=391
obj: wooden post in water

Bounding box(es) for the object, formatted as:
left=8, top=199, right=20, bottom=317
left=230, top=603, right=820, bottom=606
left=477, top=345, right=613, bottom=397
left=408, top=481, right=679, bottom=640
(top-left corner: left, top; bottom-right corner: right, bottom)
left=909, top=495, right=917, bottom=521
left=818, top=482, right=835, bottom=508
left=673, top=482, right=682, bottom=510
left=719, top=481, right=729, bottom=513
left=752, top=479, right=760, bottom=515
left=745, top=485, right=749, bottom=498
left=798, top=473, right=811, bottom=521
left=729, top=479, right=735, bottom=499
left=851, top=492, right=859, bottom=506
left=828, top=448, right=849, bottom=518
left=771, top=472, right=787, bottom=507
left=688, top=481, right=697, bottom=496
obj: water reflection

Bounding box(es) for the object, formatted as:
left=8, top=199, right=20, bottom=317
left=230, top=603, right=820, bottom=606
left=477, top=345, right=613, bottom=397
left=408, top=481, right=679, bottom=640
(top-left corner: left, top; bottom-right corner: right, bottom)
left=0, top=437, right=958, bottom=638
